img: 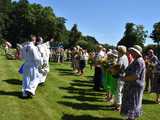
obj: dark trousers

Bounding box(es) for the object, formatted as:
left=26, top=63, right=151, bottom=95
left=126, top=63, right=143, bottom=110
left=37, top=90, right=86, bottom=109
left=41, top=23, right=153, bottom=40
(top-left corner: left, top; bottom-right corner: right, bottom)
left=145, top=71, right=152, bottom=91
left=93, top=66, right=102, bottom=91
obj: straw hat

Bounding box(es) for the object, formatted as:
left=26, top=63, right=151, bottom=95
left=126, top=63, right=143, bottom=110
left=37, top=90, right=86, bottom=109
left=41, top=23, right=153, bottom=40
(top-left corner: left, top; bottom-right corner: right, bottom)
left=117, top=45, right=127, bottom=54
left=129, top=45, right=142, bottom=56
left=111, top=49, right=118, bottom=58
left=97, top=45, right=103, bottom=49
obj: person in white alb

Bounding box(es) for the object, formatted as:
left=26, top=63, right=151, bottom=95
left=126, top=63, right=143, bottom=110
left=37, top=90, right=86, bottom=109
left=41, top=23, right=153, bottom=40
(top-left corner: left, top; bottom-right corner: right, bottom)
left=36, top=37, right=50, bottom=85
left=21, top=35, right=41, bottom=97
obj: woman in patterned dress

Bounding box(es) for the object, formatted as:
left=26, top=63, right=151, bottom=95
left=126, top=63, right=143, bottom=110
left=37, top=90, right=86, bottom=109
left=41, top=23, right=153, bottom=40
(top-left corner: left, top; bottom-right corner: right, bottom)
left=121, top=45, right=146, bottom=120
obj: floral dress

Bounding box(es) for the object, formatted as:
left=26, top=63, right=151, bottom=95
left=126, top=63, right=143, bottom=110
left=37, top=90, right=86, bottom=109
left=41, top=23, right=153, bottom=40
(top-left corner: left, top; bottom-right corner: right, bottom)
left=121, top=57, right=146, bottom=119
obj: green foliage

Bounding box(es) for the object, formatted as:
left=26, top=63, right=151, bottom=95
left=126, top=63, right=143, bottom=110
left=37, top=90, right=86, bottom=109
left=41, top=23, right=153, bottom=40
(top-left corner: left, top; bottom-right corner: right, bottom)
left=143, top=44, right=158, bottom=55
left=150, top=22, right=160, bottom=58
left=103, top=43, right=115, bottom=50
left=0, top=0, right=100, bottom=50
left=151, top=22, right=160, bottom=44
left=118, top=23, right=147, bottom=48
left=69, top=24, right=82, bottom=48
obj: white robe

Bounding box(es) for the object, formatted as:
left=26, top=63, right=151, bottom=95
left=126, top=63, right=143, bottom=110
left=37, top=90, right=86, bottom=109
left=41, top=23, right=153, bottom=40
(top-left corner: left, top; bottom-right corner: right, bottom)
left=21, top=42, right=41, bottom=96
left=37, top=42, right=50, bottom=84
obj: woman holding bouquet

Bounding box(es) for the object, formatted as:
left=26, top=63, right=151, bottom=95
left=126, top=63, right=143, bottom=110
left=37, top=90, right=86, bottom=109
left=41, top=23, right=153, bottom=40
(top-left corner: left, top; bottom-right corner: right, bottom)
left=121, top=45, right=145, bottom=120
left=102, top=50, right=118, bottom=102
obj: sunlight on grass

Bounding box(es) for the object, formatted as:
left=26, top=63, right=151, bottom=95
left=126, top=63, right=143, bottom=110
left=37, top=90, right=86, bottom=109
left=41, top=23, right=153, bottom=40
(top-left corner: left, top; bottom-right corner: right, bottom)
left=0, top=55, right=159, bottom=120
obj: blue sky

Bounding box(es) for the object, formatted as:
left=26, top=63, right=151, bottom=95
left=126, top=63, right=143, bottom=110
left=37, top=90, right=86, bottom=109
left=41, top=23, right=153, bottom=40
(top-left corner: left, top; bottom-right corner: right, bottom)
left=14, top=0, right=160, bottom=45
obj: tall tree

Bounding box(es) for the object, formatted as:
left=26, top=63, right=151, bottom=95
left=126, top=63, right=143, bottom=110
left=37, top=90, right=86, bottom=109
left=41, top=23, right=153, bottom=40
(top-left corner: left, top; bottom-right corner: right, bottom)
left=150, top=22, right=160, bottom=58
left=0, top=0, right=12, bottom=44
left=69, top=24, right=81, bottom=48
left=118, top=22, right=147, bottom=48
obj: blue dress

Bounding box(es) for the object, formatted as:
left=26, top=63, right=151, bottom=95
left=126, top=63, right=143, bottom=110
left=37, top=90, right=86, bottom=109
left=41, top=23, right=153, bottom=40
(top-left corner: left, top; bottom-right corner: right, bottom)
left=121, top=57, right=146, bottom=119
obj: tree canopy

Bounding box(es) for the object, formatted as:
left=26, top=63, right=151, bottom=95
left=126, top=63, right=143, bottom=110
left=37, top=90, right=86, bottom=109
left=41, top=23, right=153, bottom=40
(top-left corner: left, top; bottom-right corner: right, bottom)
left=118, top=23, right=147, bottom=48
left=0, top=0, right=101, bottom=51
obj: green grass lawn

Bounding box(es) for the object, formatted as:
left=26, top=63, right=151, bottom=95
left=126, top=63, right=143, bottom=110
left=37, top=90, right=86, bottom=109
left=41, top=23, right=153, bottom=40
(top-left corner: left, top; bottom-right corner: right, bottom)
left=0, top=54, right=159, bottom=120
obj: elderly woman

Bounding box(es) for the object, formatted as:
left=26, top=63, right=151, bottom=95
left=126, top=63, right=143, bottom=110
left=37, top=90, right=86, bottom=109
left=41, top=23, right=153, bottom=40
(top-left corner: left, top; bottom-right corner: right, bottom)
left=102, top=49, right=118, bottom=102
left=114, top=45, right=128, bottom=111
left=121, top=45, right=146, bottom=120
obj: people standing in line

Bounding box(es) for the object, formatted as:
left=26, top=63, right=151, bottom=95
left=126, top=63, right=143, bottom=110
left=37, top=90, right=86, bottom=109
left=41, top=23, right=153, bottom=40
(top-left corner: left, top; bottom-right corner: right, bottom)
left=144, top=49, right=159, bottom=92
left=71, top=46, right=80, bottom=73
left=121, top=45, right=146, bottom=120
left=84, top=49, right=89, bottom=65
left=114, top=45, right=128, bottom=111
left=21, top=35, right=41, bottom=98
left=60, top=48, right=65, bottom=63
left=88, top=52, right=95, bottom=70
left=93, top=45, right=105, bottom=91
left=78, top=48, right=87, bottom=75
left=102, top=49, right=118, bottom=102
left=145, top=49, right=160, bottom=103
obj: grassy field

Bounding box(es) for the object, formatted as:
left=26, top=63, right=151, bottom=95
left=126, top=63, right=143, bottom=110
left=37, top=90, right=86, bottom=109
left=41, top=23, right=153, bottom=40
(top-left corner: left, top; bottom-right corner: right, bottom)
left=0, top=54, right=159, bottom=120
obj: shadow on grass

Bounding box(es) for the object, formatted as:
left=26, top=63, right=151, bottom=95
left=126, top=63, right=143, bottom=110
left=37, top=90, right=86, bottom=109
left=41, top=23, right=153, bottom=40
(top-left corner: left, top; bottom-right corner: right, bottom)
left=62, top=114, right=123, bottom=120
left=63, top=95, right=102, bottom=102
left=142, top=99, right=156, bottom=104
left=56, top=68, right=73, bottom=72
left=58, top=101, right=114, bottom=111
left=70, top=82, right=93, bottom=87
left=59, top=71, right=75, bottom=76
left=0, top=90, right=21, bottom=98
left=2, top=79, right=22, bottom=85
left=72, top=80, right=93, bottom=84
left=59, top=86, right=104, bottom=96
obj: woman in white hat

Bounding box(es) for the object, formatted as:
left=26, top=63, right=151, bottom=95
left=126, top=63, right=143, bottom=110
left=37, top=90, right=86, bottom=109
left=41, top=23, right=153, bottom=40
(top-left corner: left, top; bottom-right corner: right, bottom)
left=114, top=45, right=129, bottom=111
left=121, top=45, right=146, bottom=120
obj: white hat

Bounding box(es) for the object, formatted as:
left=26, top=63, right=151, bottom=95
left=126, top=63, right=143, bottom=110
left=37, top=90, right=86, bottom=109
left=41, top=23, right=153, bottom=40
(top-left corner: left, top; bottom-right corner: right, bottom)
left=111, top=49, right=118, bottom=57
left=129, top=45, right=142, bottom=56
left=117, top=45, right=127, bottom=54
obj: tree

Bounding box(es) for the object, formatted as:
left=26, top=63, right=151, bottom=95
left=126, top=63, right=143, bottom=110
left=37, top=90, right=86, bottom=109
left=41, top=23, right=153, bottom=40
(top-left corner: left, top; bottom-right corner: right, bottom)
left=0, top=0, right=111, bottom=50
left=118, top=22, right=147, bottom=48
left=69, top=24, right=81, bottom=48
left=150, top=22, right=160, bottom=58
left=0, top=0, right=12, bottom=44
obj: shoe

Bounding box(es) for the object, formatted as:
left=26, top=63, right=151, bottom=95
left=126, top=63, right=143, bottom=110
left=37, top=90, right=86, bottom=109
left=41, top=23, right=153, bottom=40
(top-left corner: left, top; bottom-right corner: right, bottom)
left=25, top=91, right=33, bottom=98
left=39, top=82, right=45, bottom=87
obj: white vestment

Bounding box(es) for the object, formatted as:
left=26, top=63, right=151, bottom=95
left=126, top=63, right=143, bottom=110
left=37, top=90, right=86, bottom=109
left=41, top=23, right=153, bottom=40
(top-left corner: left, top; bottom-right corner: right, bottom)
left=37, top=42, right=50, bottom=84
left=21, top=42, right=41, bottom=96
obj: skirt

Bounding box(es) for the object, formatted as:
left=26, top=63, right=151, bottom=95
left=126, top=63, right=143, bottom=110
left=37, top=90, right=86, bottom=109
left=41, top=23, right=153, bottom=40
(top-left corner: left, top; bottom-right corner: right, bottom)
left=102, top=69, right=117, bottom=95
left=151, top=71, right=160, bottom=94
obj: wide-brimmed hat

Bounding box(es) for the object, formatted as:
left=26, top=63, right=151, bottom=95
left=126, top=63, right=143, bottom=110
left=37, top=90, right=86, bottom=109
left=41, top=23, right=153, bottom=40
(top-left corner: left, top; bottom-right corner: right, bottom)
left=117, top=45, right=127, bottom=54
left=97, top=45, right=103, bottom=49
left=76, top=45, right=80, bottom=49
left=129, top=45, right=142, bottom=56
left=111, top=49, right=118, bottom=58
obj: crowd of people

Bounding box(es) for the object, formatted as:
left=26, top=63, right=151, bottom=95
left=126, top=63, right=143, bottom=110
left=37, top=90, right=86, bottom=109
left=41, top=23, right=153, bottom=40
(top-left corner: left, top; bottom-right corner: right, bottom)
left=2, top=36, right=160, bottom=120
left=91, top=44, right=160, bottom=120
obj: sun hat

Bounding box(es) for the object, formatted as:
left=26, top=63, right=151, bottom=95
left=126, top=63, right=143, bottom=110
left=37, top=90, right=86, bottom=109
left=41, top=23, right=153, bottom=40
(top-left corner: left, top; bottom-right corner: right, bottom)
left=97, top=45, right=103, bottom=49
left=117, top=45, right=127, bottom=54
left=129, top=45, right=142, bottom=56
left=111, top=49, right=118, bottom=58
